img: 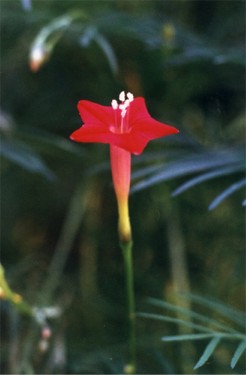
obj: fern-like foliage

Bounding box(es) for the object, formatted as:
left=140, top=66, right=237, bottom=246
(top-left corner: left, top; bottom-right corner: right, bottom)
left=137, top=294, right=246, bottom=370
left=131, top=136, right=245, bottom=210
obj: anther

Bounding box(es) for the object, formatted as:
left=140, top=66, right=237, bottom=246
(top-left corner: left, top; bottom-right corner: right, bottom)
left=127, top=92, right=134, bottom=102
left=119, top=91, right=125, bottom=102
left=111, top=99, right=118, bottom=110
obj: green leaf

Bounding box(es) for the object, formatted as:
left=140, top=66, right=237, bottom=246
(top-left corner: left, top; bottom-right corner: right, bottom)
left=147, top=298, right=238, bottom=334
left=162, top=333, right=216, bottom=342
left=230, top=340, right=246, bottom=369
left=94, top=32, right=118, bottom=75
left=131, top=164, right=164, bottom=181
left=18, top=128, right=85, bottom=158
left=79, top=25, right=118, bottom=74
left=180, top=293, right=246, bottom=327
left=172, top=164, right=243, bottom=197
left=193, top=336, right=221, bottom=370
left=131, top=149, right=242, bottom=194
left=1, top=138, right=55, bottom=180
left=209, top=178, right=246, bottom=210
left=137, top=312, right=215, bottom=333
left=30, top=11, right=89, bottom=68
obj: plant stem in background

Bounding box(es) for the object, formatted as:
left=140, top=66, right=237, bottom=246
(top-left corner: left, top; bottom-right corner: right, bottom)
left=166, top=200, right=195, bottom=373
left=18, top=181, right=89, bottom=373
left=121, top=239, right=136, bottom=374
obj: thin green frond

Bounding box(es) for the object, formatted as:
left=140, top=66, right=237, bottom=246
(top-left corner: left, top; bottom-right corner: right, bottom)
left=162, top=333, right=216, bottom=342
left=147, top=298, right=239, bottom=334
left=209, top=178, right=246, bottom=210
left=180, top=293, right=246, bottom=327
left=131, top=149, right=242, bottom=194
left=137, top=312, right=216, bottom=333
left=193, top=336, right=221, bottom=370
left=94, top=32, right=118, bottom=75
left=162, top=332, right=244, bottom=342
left=1, top=138, right=55, bottom=181
left=172, top=164, right=243, bottom=197
left=231, top=340, right=246, bottom=369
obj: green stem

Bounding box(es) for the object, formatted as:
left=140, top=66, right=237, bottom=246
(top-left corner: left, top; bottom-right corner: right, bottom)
left=18, top=181, right=89, bottom=373
left=121, top=239, right=136, bottom=374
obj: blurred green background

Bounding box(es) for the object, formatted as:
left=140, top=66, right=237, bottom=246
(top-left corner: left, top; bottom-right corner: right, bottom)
left=1, top=0, right=245, bottom=374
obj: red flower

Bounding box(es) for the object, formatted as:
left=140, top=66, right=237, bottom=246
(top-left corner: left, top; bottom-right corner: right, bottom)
left=70, top=92, right=179, bottom=243
left=70, top=92, right=178, bottom=155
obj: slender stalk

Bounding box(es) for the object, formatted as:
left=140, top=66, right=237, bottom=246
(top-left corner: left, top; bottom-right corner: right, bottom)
left=39, top=180, right=88, bottom=304
left=110, top=144, right=136, bottom=372
left=18, top=180, right=89, bottom=373
left=121, top=239, right=136, bottom=374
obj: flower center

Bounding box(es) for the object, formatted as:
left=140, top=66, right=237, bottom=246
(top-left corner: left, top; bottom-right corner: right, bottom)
left=110, top=91, right=134, bottom=134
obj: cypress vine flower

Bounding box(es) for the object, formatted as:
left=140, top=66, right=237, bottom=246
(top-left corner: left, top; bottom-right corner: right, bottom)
left=70, top=91, right=179, bottom=242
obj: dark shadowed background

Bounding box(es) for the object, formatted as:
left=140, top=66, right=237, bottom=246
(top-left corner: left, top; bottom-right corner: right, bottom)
left=1, top=1, right=245, bottom=374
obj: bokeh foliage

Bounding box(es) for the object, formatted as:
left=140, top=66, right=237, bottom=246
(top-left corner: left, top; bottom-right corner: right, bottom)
left=1, top=0, right=245, bottom=374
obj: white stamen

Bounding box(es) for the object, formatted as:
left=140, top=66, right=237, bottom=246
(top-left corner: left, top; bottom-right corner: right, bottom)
left=127, top=92, right=134, bottom=102
left=121, top=108, right=127, bottom=118
left=119, top=102, right=129, bottom=118
left=119, top=91, right=125, bottom=102
left=110, top=91, right=135, bottom=132
left=111, top=99, right=118, bottom=110
left=124, top=99, right=130, bottom=108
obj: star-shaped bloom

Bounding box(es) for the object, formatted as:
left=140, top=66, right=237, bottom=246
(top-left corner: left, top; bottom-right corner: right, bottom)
left=70, top=92, right=178, bottom=155
left=70, top=92, right=179, bottom=243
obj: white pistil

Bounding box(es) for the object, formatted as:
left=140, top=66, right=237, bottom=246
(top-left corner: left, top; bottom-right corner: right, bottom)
left=124, top=99, right=130, bottom=108
left=121, top=109, right=127, bottom=119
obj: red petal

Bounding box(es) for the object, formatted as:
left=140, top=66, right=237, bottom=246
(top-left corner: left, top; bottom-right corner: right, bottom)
left=77, top=100, right=113, bottom=127
left=128, top=97, right=152, bottom=122
left=70, top=125, right=144, bottom=154
left=71, top=96, right=179, bottom=155
left=134, top=118, right=179, bottom=138
left=70, top=125, right=116, bottom=143
left=107, top=132, right=149, bottom=155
